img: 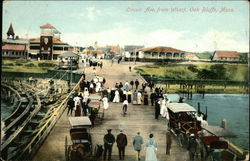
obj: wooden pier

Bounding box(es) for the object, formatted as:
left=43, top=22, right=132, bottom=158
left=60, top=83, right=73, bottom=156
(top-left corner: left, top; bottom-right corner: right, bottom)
left=32, top=60, right=190, bottom=161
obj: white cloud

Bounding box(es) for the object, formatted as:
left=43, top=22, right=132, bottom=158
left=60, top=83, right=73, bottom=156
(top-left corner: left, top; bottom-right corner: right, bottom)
left=85, top=7, right=101, bottom=20
left=61, top=27, right=249, bottom=52
left=195, top=30, right=249, bottom=52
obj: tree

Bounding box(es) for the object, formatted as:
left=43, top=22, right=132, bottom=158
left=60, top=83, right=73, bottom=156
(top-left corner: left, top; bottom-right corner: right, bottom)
left=187, top=64, right=198, bottom=73
left=210, top=64, right=227, bottom=79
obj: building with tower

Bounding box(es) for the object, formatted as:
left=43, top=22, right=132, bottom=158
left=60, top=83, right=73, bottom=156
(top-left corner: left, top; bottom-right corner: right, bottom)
left=29, top=23, right=70, bottom=60
left=2, top=23, right=29, bottom=59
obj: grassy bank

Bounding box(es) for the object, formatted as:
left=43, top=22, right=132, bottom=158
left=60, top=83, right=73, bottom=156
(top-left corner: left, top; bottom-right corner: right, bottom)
left=2, top=59, right=58, bottom=73
left=135, top=62, right=248, bottom=94
left=135, top=63, right=248, bottom=81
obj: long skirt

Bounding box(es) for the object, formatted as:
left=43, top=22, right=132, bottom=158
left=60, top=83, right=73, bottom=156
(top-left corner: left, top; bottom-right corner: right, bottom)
left=128, top=94, right=132, bottom=103
left=137, top=96, right=142, bottom=105
left=75, top=105, right=81, bottom=116
left=103, top=102, right=109, bottom=110
left=145, top=146, right=158, bottom=161
left=113, top=95, right=120, bottom=103
left=144, top=98, right=148, bottom=105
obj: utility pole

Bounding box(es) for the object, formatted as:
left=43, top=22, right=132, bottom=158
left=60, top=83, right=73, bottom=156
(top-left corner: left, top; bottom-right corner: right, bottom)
left=70, top=57, right=73, bottom=84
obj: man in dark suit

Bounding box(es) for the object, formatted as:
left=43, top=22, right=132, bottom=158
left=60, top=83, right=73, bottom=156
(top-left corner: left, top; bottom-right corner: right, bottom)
left=135, top=79, right=140, bottom=90
left=116, top=130, right=128, bottom=160
left=150, top=92, right=156, bottom=106
left=155, top=98, right=161, bottom=119
left=103, top=129, right=115, bottom=160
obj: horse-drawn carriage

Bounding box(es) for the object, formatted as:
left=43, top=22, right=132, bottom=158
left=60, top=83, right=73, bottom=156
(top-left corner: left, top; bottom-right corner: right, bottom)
left=88, top=95, right=104, bottom=124
left=65, top=117, right=92, bottom=161
left=167, top=102, right=239, bottom=160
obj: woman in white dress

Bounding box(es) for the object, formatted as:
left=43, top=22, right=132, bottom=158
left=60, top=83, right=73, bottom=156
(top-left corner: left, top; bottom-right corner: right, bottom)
left=137, top=91, right=142, bottom=105
left=160, top=99, right=166, bottom=117
left=113, top=90, right=120, bottom=103
left=96, top=82, right=101, bottom=93
left=102, top=95, right=109, bottom=110
left=145, top=133, right=158, bottom=161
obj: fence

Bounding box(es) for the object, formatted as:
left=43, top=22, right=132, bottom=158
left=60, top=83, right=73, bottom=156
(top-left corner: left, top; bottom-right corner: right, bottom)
left=140, top=74, right=248, bottom=86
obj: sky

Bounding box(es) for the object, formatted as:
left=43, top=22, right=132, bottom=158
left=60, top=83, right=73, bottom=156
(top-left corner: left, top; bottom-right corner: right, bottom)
left=2, top=1, right=249, bottom=52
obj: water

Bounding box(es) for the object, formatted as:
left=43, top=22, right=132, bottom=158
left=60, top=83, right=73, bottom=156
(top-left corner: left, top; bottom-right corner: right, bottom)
left=1, top=102, right=14, bottom=119
left=183, top=94, right=249, bottom=151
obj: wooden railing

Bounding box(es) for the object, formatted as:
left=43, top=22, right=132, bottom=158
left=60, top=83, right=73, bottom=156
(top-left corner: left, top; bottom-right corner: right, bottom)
left=15, top=76, right=84, bottom=160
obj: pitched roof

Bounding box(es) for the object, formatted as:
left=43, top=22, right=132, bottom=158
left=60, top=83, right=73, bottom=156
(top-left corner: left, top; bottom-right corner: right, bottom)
left=106, top=45, right=121, bottom=53
left=53, top=39, right=68, bottom=44
left=40, top=23, right=55, bottom=29
left=2, top=44, right=27, bottom=51
left=124, top=45, right=144, bottom=52
left=185, top=54, right=199, bottom=58
left=87, top=50, right=105, bottom=55
left=215, top=51, right=239, bottom=58
left=138, top=46, right=186, bottom=53
left=7, top=23, right=15, bottom=36
left=29, top=38, right=68, bottom=45
left=2, top=39, right=29, bottom=44
left=58, top=51, right=80, bottom=57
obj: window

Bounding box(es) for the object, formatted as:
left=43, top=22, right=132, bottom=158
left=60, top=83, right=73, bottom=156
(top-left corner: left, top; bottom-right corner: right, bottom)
left=30, top=45, right=40, bottom=50
left=53, top=46, right=63, bottom=50
left=159, top=52, right=165, bottom=57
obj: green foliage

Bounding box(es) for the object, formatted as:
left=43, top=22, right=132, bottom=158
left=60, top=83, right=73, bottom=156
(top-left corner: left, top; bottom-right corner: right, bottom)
left=164, top=67, right=196, bottom=79
left=210, top=64, right=227, bottom=79
left=195, top=52, right=213, bottom=59
left=38, top=62, right=57, bottom=67
left=24, top=63, right=36, bottom=67
left=187, top=65, right=198, bottom=72
left=136, top=63, right=248, bottom=81
left=4, top=63, right=14, bottom=66
left=197, top=64, right=227, bottom=80
left=15, top=59, right=28, bottom=64
left=239, top=53, right=248, bottom=63
left=15, top=63, right=23, bottom=66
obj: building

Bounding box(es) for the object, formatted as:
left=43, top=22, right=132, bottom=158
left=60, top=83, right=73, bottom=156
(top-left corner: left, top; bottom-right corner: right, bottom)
left=2, top=24, right=29, bottom=59
left=126, top=46, right=186, bottom=62
left=29, top=23, right=70, bottom=60
left=184, top=54, right=200, bottom=61
left=84, top=49, right=105, bottom=59
left=212, top=51, right=240, bottom=61
left=106, top=45, right=122, bottom=55
left=124, top=45, right=144, bottom=61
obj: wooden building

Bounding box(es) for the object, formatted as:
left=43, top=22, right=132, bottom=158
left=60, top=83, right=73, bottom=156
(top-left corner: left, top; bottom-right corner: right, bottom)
left=125, top=46, right=186, bottom=62
left=212, top=51, right=240, bottom=61
left=2, top=24, right=29, bottom=59
left=184, top=54, right=200, bottom=61
left=29, top=23, right=70, bottom=60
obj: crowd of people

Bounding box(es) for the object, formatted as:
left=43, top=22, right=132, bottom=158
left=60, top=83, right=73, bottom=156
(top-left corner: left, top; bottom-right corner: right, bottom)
left=66, top=69, right=204, bottom=161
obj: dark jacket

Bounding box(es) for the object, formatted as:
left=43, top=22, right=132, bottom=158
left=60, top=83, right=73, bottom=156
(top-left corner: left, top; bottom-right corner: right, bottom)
left=187, top=137, right=198, bottom=153
left=104, top=133, right=115, bottom=148
left=116, top=133, right=128, bottom=148
left=150, top=93, right=156, bottom=100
